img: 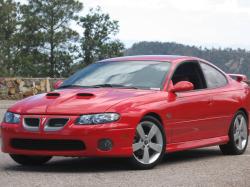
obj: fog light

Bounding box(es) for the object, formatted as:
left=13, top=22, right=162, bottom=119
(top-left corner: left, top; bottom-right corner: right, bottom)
left=98, top=139, right=113, bottom=151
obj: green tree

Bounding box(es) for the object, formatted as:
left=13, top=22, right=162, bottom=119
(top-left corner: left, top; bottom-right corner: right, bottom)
left=0, top=0, right=19, bottom=76
left=19, top=0, right=83, bottom=77
left=80, top=7, right=124, bottom=65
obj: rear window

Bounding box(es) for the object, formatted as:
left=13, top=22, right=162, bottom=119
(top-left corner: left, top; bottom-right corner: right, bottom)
left=200, top=63, right=228, bottom=88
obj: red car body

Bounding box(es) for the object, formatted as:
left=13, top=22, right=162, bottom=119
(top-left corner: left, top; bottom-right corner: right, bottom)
left=1, top=55, right=250, bottom=159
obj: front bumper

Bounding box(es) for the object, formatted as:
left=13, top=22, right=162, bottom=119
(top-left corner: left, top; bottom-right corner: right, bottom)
left=0, top=115, right=135, bottom=157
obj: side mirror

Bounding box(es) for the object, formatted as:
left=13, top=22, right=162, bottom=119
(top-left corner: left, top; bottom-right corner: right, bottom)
left=170, top=81, right=194, bottom=93
left=53, top=80, right=63, bottom=89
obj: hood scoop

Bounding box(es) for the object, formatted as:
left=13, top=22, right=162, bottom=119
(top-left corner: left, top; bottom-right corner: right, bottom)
left=46, top=92, right=60, bottom=98
left=76, top=93, right=95, bottom=99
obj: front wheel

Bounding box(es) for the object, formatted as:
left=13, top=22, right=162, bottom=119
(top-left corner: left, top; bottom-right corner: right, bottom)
left=130, top=116, right=166, bottom=169
left=9, top=154, right=52, bottom=166
left=220, top=111, right=248, bottom=155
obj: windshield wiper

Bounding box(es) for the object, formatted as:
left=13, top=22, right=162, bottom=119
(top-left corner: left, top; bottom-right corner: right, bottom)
left=58, top=85, right=93, bottom=89
left=92, top=84, right=139, bottom=89
left=59, top=84, right=139, bottom=90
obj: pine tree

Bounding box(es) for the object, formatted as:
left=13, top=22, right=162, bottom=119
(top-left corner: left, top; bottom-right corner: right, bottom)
left=0, top=0, right=19, bottom=76
left=19, top=0, right=83, bottom=77
left=80, top=7, right=124, bottom=65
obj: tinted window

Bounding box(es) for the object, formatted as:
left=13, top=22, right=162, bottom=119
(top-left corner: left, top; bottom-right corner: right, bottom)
left=61, top=61, right=171, bottom=90
left=200, top=63, right=227, bottom=88
left=172, top=62, right=207, bottom=90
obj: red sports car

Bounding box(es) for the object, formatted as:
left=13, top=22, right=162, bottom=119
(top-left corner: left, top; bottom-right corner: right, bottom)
left=1, top=55, right=249, bottom=169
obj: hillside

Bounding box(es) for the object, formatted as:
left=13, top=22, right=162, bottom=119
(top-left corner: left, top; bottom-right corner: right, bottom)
left=125, top=42, right=250, bottom=78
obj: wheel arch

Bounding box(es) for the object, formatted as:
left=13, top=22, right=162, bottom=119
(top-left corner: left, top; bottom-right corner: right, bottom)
left=141, top=112, right=170, bottom=141
left=143, top=112, right=163, bottom=125
left=238, top=108, right=249, bottom=126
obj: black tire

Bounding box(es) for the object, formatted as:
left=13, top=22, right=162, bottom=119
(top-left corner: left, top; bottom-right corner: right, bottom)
left=130, top=116, right=166, bottom=170
left=9, top=154, right=52, bottom=166
left=219, top=111, right=249, bottom=155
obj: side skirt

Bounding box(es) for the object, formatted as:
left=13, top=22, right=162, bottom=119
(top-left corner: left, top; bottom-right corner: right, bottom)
left=166, top=136, right=229, bottom=153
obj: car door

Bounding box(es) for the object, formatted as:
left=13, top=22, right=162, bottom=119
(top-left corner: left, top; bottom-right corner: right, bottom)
left=166, top=61, right=215, bottom=143
left=199, top=61, right=240, bottom=137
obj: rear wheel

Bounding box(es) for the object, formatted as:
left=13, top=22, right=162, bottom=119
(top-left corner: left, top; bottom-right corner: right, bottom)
left=220, top=111, right=248, bottom=155
left=9, top=154, right=52, bottom=166
left=130, top=116, right=166, bottom=169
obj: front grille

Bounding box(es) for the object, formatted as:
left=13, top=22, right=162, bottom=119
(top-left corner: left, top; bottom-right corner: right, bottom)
left=47, top=118, right=69, bottom=128
left=24, top=118, right=40, bottom=127
left=23, top=117, right=40, bottom=131
left=44, top=118, right=69, bottom=131
left=11, top=139, right=85, bottom=151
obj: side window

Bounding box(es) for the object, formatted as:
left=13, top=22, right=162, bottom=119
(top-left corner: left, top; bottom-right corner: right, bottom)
left=200, top=62, right=227, bottom=88
left=171, top=62, right=206, bottom=90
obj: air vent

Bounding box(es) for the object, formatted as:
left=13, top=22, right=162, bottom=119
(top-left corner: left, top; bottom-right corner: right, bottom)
left=11, top=139, right=85, bottom=151
left=76, top=93, right=95, bottom=99
left=23, top=117, right=40, bottom=131
left=46, top=92, right=60, bottom=97
left=44, top=118, right=69, bottom=131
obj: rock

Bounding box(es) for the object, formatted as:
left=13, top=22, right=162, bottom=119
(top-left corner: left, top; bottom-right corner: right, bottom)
left=6, top=80, right=15, bottom=88
left=9, top=87, right=16, bottom=95
left=23, top=89, right=34, bottom=97
left=0, top=77, right=65, bottom=100
left=35, top=85, right=41, bottom=91
left=46, top=78, right=51, bottom=92
left=40, top=80, right=46, bottom=92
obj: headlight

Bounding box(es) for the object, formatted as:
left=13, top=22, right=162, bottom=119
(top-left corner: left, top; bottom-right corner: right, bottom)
left=75, top=113, right=120, bottom=125
left=4, top=112, right=21, bottom=124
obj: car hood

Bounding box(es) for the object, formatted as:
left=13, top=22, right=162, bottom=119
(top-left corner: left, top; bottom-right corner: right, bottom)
left=8, top=88, right=157, bottom=115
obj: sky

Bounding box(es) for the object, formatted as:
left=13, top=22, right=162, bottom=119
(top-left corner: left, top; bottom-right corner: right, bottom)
left=81, top=0, right=250, bottom=49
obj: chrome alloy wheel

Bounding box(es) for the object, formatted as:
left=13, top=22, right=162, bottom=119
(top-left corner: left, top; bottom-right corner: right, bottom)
left=233, top=114, right=248, bottom=150
left=132, top=121, right=164, bottom=165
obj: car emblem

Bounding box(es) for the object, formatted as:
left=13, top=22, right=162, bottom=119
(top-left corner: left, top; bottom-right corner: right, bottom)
left=41, top=117, right=47, bottom=124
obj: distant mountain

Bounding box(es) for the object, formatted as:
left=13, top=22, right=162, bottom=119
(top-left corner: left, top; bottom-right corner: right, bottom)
left=125, top=41, right=250, bottom=78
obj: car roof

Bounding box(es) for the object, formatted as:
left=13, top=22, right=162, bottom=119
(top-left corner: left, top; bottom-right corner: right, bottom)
left=99, top=55, right=203, bottom=64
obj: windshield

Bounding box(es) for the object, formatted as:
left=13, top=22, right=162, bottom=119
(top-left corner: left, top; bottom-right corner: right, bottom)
left=60, top=61, right=171, bottom=90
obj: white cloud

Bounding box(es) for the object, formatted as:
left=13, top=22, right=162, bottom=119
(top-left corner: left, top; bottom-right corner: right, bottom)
left=238, top=0, right=250, bottom=6
left=79, top=0, right=250, bottom=49
left=17, top=0, right=250, bottom=49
